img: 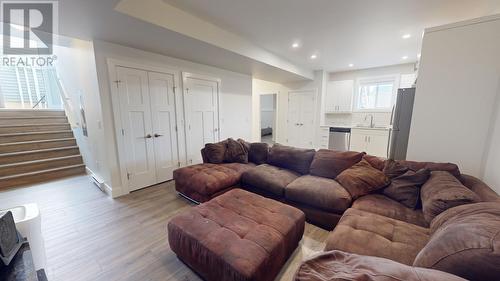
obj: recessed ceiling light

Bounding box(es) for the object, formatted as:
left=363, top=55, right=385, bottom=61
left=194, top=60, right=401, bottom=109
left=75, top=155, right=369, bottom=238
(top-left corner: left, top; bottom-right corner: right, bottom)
left=402, top=34, right=411, bottom=39
left=348, top=63, right=354, bottom=67
left=402, top=55, right=408, bottom=60
left=417, top=53, right=421, bottom=59
left=310, top=54, right=317, bottom=59
left=292, top=42, right=300, bottom=48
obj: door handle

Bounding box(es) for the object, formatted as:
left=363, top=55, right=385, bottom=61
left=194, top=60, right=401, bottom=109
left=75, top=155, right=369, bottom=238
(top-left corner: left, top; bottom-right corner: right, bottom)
left=145, top=134, right=152, bottom=138
left=154, top=133, right=163, bottom=138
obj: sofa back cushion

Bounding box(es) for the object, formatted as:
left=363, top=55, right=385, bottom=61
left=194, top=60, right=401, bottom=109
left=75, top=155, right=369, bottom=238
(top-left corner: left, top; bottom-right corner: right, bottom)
left=310, top=150, right=365, bottom=179
left=267, top=144, right=315, bottom=174
left=420, top=171, right=480, bottom=223
left=414, top=202, right=500, bottom=281
left=204, top=141, right=227, bottom=164
left=398, top=160, right=460, bottom=177
left=383, top=159, right=410, bottom=179
left=248, top=143, right=269, bottom=165
left=336, top=159, right=390, bottom=199
left=224, top=138, right=248, bottom=163
left=383, top=169, right=430, bottom=209
left=363, top=154, right=386, bottom=171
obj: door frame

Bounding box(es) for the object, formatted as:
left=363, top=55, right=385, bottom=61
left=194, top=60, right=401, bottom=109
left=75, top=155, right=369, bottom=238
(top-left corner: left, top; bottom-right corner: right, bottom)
left=181, top=72, right=221, bottom=164
left=258, top=92, right=279, bottom=143
left=107, top=58, right=181, bottom=195
left=287, top=89, right=317, bottom=147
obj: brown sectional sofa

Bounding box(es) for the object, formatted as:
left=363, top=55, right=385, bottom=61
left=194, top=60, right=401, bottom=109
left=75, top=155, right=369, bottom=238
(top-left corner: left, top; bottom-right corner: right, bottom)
left=173, top=140, right=500, bottom=280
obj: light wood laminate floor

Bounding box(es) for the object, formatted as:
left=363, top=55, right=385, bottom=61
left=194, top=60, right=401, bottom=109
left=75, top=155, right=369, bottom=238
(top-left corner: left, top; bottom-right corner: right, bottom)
left=0, top=175, right=329, bottom=281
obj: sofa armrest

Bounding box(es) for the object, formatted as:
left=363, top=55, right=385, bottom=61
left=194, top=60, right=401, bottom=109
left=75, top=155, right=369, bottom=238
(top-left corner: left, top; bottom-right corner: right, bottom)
left=294, top=250, right=466, bottom=281
left=460, top=174, right=500, bottom=202
left=200, top=148, right=208, bottom=163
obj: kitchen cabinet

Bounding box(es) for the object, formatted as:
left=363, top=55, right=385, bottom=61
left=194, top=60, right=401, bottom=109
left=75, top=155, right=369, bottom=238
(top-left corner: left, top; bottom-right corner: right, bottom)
left=318, top=126, right=330, bottom=150
left=325, top=80, right=353, bottom=113
left=350, top=128, right=390, bottom=157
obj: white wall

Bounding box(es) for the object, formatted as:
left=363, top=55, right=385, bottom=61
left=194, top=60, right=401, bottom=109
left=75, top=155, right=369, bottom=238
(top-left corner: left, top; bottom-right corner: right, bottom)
left=93, top=40, right=252, bottom=197
left=326, top=63, right=416, bottom=127
left=53, top=37, right=108, bottom=186
left=407, top=15, right=500, bottom=194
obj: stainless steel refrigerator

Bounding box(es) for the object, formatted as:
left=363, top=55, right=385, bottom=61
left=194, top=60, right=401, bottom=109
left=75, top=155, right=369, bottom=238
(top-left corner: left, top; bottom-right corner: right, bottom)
left=388, top=88, right=416, bottom=160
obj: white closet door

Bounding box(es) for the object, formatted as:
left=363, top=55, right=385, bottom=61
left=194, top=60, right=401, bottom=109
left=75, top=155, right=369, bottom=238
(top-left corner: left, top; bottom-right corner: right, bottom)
left=299, top=91, right=316, bottom=148
left=287, top=90, right=316, bottom=149
left=184, top=76, right=220, bottom=164
left=116, top=66, right=157, bottom=191
left=287, top=92, right=301, bottom=147
left=148, top=71, right=179, bottom=182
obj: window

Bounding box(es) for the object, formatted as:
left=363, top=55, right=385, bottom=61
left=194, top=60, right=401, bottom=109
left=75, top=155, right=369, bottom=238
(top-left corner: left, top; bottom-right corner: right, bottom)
left=355, top=78, right=397, bottom=111
left=0, top=66, right=62, bottom=109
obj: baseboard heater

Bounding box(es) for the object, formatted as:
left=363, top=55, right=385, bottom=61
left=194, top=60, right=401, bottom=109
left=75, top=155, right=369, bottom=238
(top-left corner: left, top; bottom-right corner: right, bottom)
left=87, top=168, right=104, bottom=192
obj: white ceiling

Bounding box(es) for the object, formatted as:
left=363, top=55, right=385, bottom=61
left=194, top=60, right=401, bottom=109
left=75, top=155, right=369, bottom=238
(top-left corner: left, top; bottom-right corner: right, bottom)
left=52, top=0, right=311, bottom=82
left=164, top=0, right=500, bottom=72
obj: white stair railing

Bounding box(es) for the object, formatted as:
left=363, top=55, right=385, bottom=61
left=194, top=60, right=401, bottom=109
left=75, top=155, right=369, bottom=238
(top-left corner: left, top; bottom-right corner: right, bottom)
left=54, top=72, right=79, bottom=128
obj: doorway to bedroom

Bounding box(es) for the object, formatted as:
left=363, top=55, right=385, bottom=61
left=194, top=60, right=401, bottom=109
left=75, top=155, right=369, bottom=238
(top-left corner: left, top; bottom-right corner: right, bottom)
left=260, top=93, right=277, bottom=145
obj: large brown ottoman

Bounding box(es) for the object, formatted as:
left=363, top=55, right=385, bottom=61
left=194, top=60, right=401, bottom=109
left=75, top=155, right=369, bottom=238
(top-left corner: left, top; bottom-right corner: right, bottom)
left=168, top=188, right=305, bottom=281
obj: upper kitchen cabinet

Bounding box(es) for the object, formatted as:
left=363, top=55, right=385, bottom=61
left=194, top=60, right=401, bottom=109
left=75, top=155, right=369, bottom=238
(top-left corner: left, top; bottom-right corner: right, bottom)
left=325, top=80, right=353, bottom=113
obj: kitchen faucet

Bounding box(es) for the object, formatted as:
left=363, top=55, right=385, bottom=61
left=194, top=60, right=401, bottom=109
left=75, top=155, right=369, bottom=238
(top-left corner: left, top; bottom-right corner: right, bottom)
left=364, top=114, right=374, bottom=128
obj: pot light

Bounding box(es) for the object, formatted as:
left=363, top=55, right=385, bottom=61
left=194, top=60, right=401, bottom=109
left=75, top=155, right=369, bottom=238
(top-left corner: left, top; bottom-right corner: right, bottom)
left=402, top=55, right=408, bottom=60
left=292, top=42, right=300, bottom=48
left=310, top=54, right=317, bottom=60
left=417, top=53, right=421, bottom=59
left=348, top=63, right=354, bottom=67
left=402, top=34, right=411, bottom=39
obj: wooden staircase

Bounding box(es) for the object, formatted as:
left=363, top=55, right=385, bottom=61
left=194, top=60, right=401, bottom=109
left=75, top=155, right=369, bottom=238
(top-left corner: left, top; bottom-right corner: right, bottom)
left=0, top=109, right=85, bottom=189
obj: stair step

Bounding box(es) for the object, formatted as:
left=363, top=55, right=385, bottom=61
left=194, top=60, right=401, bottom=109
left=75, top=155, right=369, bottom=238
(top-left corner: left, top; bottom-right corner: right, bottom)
left=0, top=116, right=68, bottom=125
left=0, top=109, right=66, bottom=117
left=0, top=164, right=86, bottom=189
left=0, top=130, right=74, bottom=144
left=0, top=138, right=77, bottom=154
left=0, top=155, right=84, bottom=177
left=0, top=123, right=71, bottom=134
left=0, top=146, right=80, bottom=165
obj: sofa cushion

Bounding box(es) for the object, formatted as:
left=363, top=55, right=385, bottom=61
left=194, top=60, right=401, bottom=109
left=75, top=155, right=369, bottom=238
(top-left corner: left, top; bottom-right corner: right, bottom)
left=336, top=159, right=390, bottom=199
left=414, top=202, right=500, bottom=281
left=174, top=163, right=255, bottom=203
left=383, top=169, right=431, bottom=209
left=420, top=171, right=480, bottom=223
left=325, top=208, right=429, bottom=265
left=309, top=150, right=365, bottom=179
left=237, top=138, right=251, bottom=153
left=248, top=143, right=269, bottom=165
left=285, top=175, right=352, bottom=213
left=204, top=142, right=227, bottom=164
left=398, top=160, right=460, bottom=177
left=352, top=194, right=428, bottom=227
left=294, top=250, right=467, bottom=281
left=363, top=154, right=386, bottom=171
left=241, top=164, right=300, bottom=197
left=267, top=144, right=315, bottom=175
left=224, top=138, right=248, bottom=163
left=383, top=159, right=410, bottom=179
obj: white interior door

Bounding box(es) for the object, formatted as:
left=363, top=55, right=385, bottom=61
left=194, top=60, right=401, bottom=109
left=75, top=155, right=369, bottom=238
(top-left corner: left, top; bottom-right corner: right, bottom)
left=116, top=66, right=157, bottom=191
left=299, top=91, right=316, bottom=148
left=148, top=71, right=179, bottom=182
left=287, top=93, right=301, bottom=146
left=184, top=76, right=220, bottom=164
left=287, top=90, right=316, bottom=148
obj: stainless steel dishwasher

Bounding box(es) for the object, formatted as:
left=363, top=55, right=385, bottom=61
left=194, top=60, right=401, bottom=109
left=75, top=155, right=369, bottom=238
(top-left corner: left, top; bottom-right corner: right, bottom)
left=328, top=127, right=351, bottom=151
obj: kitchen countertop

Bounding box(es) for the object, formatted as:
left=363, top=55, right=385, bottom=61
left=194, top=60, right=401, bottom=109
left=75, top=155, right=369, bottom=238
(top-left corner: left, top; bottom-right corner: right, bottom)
left=322, top=125, right=392, bottom=131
